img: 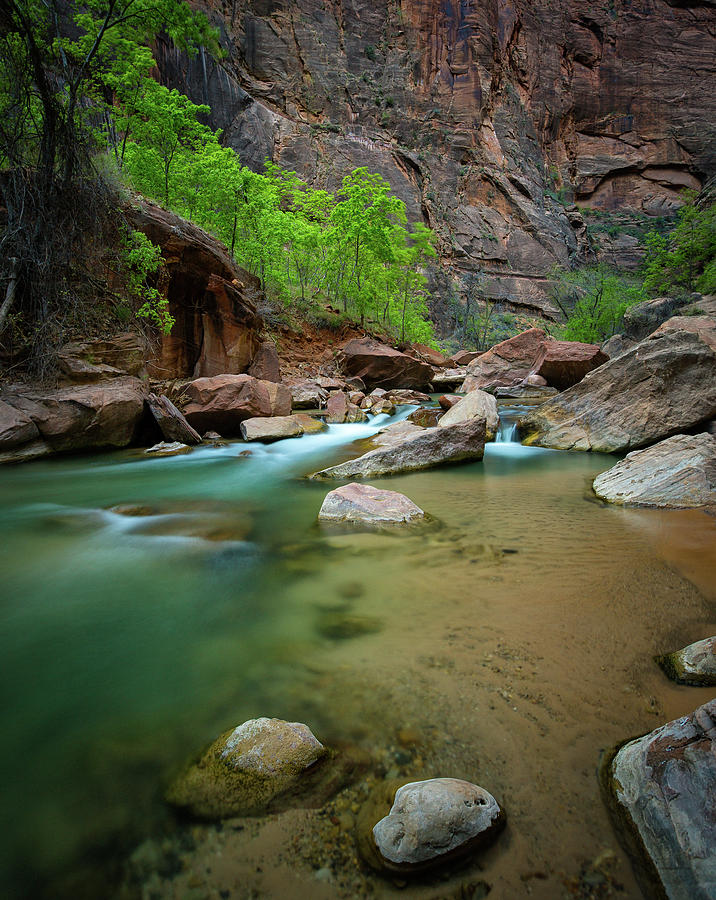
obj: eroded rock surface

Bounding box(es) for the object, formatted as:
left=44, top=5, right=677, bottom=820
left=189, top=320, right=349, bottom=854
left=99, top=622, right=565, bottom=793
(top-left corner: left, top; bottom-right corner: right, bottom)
left=593, top=433, right=716, bottom=510
left=535, top=341, right=607, bottom=390
left=438, top=389, right=498, bottom=439
left=337, top=338, right=432, bottom=390
left=147, top=393, right=202, bottom=446
left=604, top=699, right=716, bottom=900
left=183, top=375, right=291, bottom=435
left=657, top=637, right=716, bottom=687
left=463, top=329, right=548, bottom=391
left=318, top=483, right=425, bottom=526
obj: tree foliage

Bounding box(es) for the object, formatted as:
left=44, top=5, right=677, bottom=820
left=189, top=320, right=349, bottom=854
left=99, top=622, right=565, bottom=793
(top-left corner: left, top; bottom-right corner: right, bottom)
left=549, top=265, right=644, bottom=343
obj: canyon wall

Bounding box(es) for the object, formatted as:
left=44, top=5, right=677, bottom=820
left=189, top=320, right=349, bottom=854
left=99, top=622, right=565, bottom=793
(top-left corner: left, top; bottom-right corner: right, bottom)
left=159, top=0, right=715, bottom=321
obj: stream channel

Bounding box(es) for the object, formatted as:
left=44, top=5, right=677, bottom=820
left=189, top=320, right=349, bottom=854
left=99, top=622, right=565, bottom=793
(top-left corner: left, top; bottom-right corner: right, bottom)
left=1, top=401, right=715, bottom=899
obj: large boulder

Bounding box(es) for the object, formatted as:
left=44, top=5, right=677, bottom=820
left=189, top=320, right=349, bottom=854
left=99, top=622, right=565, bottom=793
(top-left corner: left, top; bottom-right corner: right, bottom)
left=463, top=328, right=547, bottom=391
left=183, top=374, right=290, bottom=435
left=311, top=417, right=486, bottom=478
left=318, top=483, right=425, bottom=526
left=240, top=415, right=305, bottom=442
left=166, top=717, right=327, bottom=819
left=290, top=381, right=329, bottom=409
left=326, top=391, right=366, bottom=423
left=369, top=778, right=504, bottom=874
left=0, top=400, right=40, bottom=449
left=247, top=340, right=281, bottom=383
left=519, top=319, right=716, bottom=452
left=147, top=393, right=201, bottom=445
left=432, top=368, right=469, bottom=387
left=337, top=337, right=433, bottom=390
left=449, top=350, right=481, bottom=366
left=58, top=333, right=147, bottom=383
left=603, top=699, right=716, bottom=900
left=438, top=389, right=498, bottom=439
left=657, top=637, right=716, bottom=687
left=1, top=377, right=147, bottom=454
left=411, top=343, right=449, bottom=367
left=623, top=296, right=687, bottom=341
left=535, top=340, right=608, bottom=389
left=593, top=433, right=716, bottom=510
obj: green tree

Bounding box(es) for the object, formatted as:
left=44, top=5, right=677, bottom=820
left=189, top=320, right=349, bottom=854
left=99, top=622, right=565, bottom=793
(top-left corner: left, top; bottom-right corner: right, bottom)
left=642, top=196, right=716, bottom=296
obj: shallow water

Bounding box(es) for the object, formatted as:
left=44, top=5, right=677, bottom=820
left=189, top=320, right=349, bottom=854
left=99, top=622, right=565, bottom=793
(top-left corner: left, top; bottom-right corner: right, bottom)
left=0, top=405, right=714, bottom=899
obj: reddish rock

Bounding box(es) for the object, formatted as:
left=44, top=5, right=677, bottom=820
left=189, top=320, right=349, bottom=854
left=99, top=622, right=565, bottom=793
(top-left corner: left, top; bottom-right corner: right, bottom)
left=407, top=407, right=443, bottom=427
left=337, top=338, right=433, bottom=390
left=535, top=341, right=608, bottom=390
left=182, top=374, right=272, bottom=435
left=248, top=341, right=281, bottom=383
left=326, top=391, right=349, bottom=424
left=412, top=343, right=449, bottom=367
left=387, top=389, right=432, bottom=404
left=290, top=381, right=328, bottom=409
left=58, top=333, right=147, bottom=383
left=449, top=350, right=481, bottom=367
left=263, top=381, right=292, bottom=417
left=0, top=400, right=40, bottom=450
left=465, top=329, right=549, bottom=390
left=147, top=393, right=201, bottom=445
left=438, top=394, right=461, bottom=410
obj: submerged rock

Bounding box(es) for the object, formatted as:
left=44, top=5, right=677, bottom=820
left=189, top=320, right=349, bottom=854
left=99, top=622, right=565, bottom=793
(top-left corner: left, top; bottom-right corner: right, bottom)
left=657, top=636, right=716, bottom=686
left=366, top=778, right=504, bottom=874
left=593, top=433, right=716, bottom=509
left=144, top=441, right=192, bottom=457
left=438, top=389, right=498, bottom=439
left=318, top=483, right=425, bottom=526
left=291, top=414, right=327, bottom=434
left=166, top=717, right=327, bottom=819
left=315, top=611, right=384, bottom=640
left=603, top=699, right=716, bottom=900
left=240, top=415, right=304, bottom=442
left=311, top=417, right=486, bottom=479
left=519, top=318, right=716, bottom=452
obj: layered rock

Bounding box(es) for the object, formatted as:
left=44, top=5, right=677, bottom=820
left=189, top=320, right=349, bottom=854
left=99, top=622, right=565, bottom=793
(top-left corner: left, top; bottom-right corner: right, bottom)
left=593, top=434, right=716, bottom=510
left=166, top=717, right=327, bottom=818
left=603, top=700, right=716, bottom=900
left=318, top=483, right=425, bottom=526
left=311, top=417, right=486, bottom=478
left=337, top=338, right=432, bottom=390
left=519, top=320, right=716, bottom=452
left=182, top=374, right=291, bottom=435
left=657, top=637, right=716, bottom=688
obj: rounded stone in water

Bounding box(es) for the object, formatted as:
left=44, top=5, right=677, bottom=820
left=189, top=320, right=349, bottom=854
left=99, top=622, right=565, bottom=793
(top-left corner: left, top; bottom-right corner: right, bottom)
left=372, top=778, right=504, bottom=872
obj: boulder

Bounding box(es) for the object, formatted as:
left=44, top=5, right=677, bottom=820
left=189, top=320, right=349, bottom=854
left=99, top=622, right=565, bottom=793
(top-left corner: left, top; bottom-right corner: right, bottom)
left=318, top=483, right=425, bottom=526
left=144, top=441, right=192, bottom=457
left=603, top=699, right=716, bottom=900
left=412, top=343, right=449, bottom=367
left=326, top=391, right=349, bottom=423
left=337, top=337, right=433, bottom=390
left=438, top=394, right=462, bottom=410
left=263, top=381, right=292, bottom=417
left=2, top=377, right=146, bottom=453
left=601, top=334, right=635, bottom=359
left=58, top=333, right=147, bottom=383
left=623, top=296, right=687, bottom=341
left=407, top=407, right=443, bottom=427
left=0, top=400, right=40, bottom=450
left=519, top=319, right=716, bottom=452
left=438, top=389, right=498, bottom=439
left=371, top=779, right=504, bottom=873
left=593, top=433, right=716, bottom=510
left=183, top=374, right=272, bottom=435
left=370, top=399, right=395, bottom=416
left=240, top=416, right=305, bottom=442
left=387, top=389, right=432, bottom=404
left=291, top=414, right=327, bottom=434
left=147, top=393, right=201, bottom=445
left=449, top=350, right=481, bottom=366
left=657, top=637, right=716, bottom=687
left=311, top=417, right=486, bottom=479
left=464, top=328, right=548, bottom=391
left=247, top=340, right=281, bottom=383
left=535, top=340, right=608, bottom=390
left=166, top=717, right=327, bottom=819
left=493, top=384, right=558, bottom=401
left=290, top=381, right=328, bottom=409
left=432, top=367, right=469, bottom=387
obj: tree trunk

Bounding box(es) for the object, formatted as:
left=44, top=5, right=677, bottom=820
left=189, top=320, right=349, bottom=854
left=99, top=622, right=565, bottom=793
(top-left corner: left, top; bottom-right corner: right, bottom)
left=0, top=258, right=20, bottom=334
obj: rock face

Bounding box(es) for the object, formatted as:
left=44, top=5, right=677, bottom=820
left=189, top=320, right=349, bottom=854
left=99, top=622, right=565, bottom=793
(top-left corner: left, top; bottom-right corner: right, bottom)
left=604, top=699, right=716, bottom=900
left=318, top=483, right=425, bottom=526
left=311, top=417, right=486, bottom=478
left=0, top=377, right=147, bottom=459
left=463, top=329, right=547, bottom=391
left=167, top=717, right=327, bottom=819
left=535, top=341, right=608, bottom=390
left=657, top=637, right=716, bottom=687
left=183, top=375, right=291, bottom=435
left=128, top=199, right=263, bottom=379
left=160, top=2, right=715, bottom=319
left=519, top=320, right=716, bottom=452
left=240, top=415, right=305, bottom=442
left=438, top=389, right=499, bottom=439
left=372, top=779, right=504, bottom=873
left=593, top=433, right=716, bottom=510
left=337, top=338, right=433, bottom=390
left=147, top=393, right=202, bottom=445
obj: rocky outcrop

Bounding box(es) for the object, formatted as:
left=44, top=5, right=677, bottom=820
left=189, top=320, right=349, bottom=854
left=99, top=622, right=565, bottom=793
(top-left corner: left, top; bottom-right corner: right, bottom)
left=369, top=779, right=504, bottom=874
left=58, top=333, right=147, bottom=383
left=0, top=377, right=147, bottom=461
left=593, top=433, right=716, bottom=510
left=657, top=637, right=716, bottom=688
left=161, top=1, right=715, bottom=319
left=535, top=341, right=608, bottom=390
left=603, top=700, right=716, bottom=900
left=463, top=329, right=547, bottom=391
left=318, top=483, right=425, bottom=526
left=128, top=198, right=264, bottom=379
left=519, top=319, right=716, bottom=452
left=240, top=415, right=305, bottom=442
left=337, top=338, right=432, bottom=390
left=311, top=417, right=486, bottom=478
left=147, top=393, right=202, bottom=445
left=438, top=389, right=499, bottom=439
left=601, top=334, right=635, bottom=359
left=182, top=374, right=291, bottom=435
left=166, top=717, right=327, bottom=819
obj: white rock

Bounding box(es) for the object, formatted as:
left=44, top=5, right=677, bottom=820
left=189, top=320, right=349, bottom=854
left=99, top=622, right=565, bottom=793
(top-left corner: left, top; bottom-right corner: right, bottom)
left=318, top=483, right=425, bottom=525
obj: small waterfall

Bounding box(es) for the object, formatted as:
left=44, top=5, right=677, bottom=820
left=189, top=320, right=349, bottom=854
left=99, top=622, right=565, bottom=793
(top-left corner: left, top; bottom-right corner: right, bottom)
left=495, top=416, right=519, bottom=443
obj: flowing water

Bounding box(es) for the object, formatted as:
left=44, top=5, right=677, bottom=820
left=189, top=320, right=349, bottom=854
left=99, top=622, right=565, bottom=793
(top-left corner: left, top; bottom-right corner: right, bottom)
left=0, top=403, right=714, bottom=900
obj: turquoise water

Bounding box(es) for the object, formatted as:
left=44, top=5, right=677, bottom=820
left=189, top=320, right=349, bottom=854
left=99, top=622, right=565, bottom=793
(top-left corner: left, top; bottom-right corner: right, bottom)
left=1, top=405, right=714, bottom=899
